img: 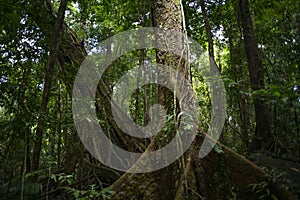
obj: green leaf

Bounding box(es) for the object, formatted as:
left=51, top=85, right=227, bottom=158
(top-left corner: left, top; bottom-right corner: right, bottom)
left=214, top=144, right=224, bottom=154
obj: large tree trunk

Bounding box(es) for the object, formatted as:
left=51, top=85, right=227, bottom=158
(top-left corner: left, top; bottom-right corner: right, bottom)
left=110, top=1, right=188, bottom=199
left=27, top=0, right=295, bottom=199
left=239, top=0, right=272, bottom=152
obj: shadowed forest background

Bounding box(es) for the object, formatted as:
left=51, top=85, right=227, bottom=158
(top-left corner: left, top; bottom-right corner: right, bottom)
left=0, top=0, right=299, bottom=199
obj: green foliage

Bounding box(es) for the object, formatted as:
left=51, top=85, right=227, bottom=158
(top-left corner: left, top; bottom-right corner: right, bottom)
left=250, top=169, right=285, bottom=200
left=213, top=144, right=224, bottom=154
left=52, top=173, right=75, bottom=185
left=66, top=186, right=115, bottom=200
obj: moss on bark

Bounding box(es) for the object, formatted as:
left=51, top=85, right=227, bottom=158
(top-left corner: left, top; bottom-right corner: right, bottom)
left=110, top=136, right=296, bottom=199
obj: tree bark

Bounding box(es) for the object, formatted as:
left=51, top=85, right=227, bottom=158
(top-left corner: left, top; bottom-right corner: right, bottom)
left=110, top=1, right=189, bottom=199
left=239, top=0, right=272, bottom=152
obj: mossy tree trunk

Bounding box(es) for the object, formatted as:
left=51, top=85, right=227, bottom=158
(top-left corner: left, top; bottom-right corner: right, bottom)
left=110, top=0, right=190, bottom=199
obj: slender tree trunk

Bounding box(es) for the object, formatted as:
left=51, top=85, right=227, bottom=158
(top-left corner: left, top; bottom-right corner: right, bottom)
left=228, top=25, right=250, bottom=147
left=57, top=77, right=62, bottom=168
left=239, top=0, right=271, bottom=152
left=199, top=0, right=214, bottom=61
left=199, top=0, right=224, bottom=141
left=20, top=125, right=29, bottom=200
left=18, top=64, right=32, bottom=173
left=31, top=0, right=68, bottom=171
